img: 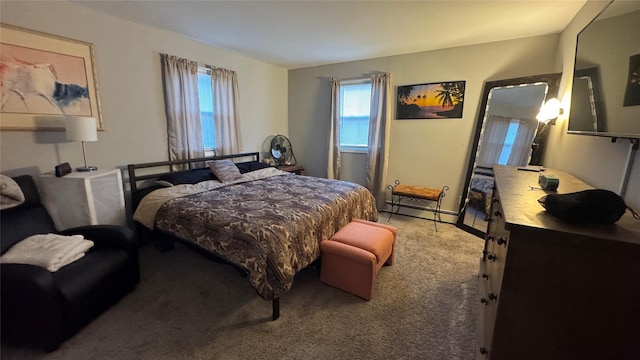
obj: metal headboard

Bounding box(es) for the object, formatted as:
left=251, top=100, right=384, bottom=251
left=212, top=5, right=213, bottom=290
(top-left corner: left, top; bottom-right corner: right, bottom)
left=127, top=152, right=259, bottom=194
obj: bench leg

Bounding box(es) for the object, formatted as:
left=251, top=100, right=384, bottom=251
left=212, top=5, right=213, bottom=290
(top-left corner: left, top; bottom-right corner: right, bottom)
left=387, top=181, right=401, bottom=221
left=432, top=185, right=449, bottom=232
left=432, top=211, right=438, bottom=232
left=388, top=194, right=397, bottom=221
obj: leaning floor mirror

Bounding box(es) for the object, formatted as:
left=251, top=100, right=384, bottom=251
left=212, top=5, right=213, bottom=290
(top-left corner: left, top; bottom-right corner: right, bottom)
left=457, top=73, right=561, bottom=237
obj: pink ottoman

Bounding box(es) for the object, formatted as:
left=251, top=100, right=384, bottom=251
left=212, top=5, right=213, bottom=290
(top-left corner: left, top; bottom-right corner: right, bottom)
left=320, top=219, right=398, bottom=300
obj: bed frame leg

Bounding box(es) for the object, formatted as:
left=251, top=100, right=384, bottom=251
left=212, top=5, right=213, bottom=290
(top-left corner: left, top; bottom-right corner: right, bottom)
left=272, top=298, right=280, bottom=320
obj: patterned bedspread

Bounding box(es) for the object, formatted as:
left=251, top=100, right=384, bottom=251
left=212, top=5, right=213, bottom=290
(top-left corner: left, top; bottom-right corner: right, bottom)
left=140, top=170, right=378, bottom=300
left=470, top=177, right=494, bottom=215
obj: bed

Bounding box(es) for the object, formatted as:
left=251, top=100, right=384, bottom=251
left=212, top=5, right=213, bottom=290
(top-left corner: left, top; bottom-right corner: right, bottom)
left=128, top=152, right=378, bottom=320
left=469, top=177, right=494, bottom=218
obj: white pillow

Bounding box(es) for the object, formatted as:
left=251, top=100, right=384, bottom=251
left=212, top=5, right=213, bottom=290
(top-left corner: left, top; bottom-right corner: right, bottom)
left=154, top=180, right=175, bottom=187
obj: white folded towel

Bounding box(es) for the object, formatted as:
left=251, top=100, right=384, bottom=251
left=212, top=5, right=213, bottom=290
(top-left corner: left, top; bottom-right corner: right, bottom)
left=0, top=233, right=94, bottom=272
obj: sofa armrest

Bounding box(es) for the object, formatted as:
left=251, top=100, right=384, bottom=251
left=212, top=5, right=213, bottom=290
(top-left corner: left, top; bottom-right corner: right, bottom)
left=320, top=240, right=376, bottom=265
left=1, top=263, right=62, bottom=297
left=59, top=225, right=137, bottom=252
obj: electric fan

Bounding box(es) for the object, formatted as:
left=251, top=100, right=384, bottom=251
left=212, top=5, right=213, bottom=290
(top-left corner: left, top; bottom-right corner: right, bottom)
left=270, top=135, right=297, bottom=166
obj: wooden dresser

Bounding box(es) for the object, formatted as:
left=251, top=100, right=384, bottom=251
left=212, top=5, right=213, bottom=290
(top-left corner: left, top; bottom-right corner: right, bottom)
left=477, top=166, right=640, bottom=360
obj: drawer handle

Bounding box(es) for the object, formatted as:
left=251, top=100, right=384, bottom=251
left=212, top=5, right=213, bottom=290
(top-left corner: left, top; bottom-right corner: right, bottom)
left=493, top=210, right=502, bottom=218
left=480, top=347, right=489, bottom=355
left=497, top=237, right=507, bottom=246
left=481, top=273, right=489, bottom=279
left=487, top=254, right=497, bottom=262
left=486, top=235, right=494, bottom=242
left=481, top=294, right=498, bottom=304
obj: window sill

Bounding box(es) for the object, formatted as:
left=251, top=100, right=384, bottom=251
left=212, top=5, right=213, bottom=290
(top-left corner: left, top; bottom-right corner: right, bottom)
left=340, top=148, right=368, bottom=154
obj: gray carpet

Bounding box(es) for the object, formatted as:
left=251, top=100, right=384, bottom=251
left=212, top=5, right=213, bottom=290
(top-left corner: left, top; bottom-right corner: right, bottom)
left=1, top=216, right=484, bottom=360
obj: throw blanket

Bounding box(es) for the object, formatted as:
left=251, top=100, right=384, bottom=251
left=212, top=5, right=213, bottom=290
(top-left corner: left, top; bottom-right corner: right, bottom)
left=135, top=168, right=378, bottom=300
left=0, top=175, right=25, bottom=210
left=0, top=234, right=94, bottom=272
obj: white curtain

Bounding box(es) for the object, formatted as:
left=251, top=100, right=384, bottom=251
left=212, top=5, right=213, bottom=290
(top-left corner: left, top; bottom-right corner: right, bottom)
left=210, top=67, right=241, bottom=155
left=160, top=53, right=204, bottom=166
left=476, top=115, right=511, bottom=166
left=507, top=118, right=538, bottom=166
left=367, top=73, right=391, bottom=210
left=327, top=78, right=341, bottom=179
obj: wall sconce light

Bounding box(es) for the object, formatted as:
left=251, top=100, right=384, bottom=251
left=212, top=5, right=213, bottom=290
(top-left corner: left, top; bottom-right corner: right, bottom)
left=530, top=98, right=564, bottom=166
left=65, top=117, right=98, bottom=172
left=536, top=98, right=564, bottom=123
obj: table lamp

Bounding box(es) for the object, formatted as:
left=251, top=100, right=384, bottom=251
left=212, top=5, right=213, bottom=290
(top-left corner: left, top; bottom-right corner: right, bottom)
left=65, top=117, right=98, bottom=172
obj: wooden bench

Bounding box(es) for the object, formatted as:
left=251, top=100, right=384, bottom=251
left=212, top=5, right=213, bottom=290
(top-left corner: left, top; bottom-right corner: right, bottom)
left=387, top=180, right=448, bottom=231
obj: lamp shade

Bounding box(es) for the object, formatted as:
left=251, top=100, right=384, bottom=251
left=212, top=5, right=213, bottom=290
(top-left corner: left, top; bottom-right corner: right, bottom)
left=65, top=117, right=97, bottom=142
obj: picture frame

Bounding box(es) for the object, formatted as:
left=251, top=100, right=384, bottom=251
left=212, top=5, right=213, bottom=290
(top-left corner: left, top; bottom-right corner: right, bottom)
left=0, top=23, right=103, bottom=131
left=623, top=53, right=640, bottom=107
left=396, top=81, right=465, bottom=119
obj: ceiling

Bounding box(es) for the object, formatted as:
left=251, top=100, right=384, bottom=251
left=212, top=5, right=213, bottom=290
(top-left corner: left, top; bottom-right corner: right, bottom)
left=74, top=0, right=588, bottom=69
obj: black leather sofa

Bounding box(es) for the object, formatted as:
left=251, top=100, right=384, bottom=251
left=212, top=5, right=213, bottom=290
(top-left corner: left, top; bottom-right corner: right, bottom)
left=0, top=175, right=139, bottom=352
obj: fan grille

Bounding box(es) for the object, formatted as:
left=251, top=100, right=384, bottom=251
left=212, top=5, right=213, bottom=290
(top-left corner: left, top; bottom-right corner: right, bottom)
left=270, top=135, right=297, bottom=166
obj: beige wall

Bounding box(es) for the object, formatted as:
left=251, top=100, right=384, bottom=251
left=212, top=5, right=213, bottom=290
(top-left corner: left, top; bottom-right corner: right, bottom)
left=546, top=0, right=639, bottom=210
left=0, top=1, right=288, bottom=178
left=289, top=0, right=639, bottom=215
left=4, top=0, right=636, bottom=216
left=288, top=35, right=561, bottom=220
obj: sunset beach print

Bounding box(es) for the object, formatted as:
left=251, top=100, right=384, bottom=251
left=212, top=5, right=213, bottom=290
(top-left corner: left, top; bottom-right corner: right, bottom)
left=396, top=81, right=465, bottom=119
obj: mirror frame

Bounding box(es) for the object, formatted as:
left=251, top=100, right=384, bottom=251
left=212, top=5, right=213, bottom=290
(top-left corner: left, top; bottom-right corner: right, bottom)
left=568, top=1, right=640, bottom=139
left=456, top=73, right=561, bottom=238
left=569, top=67, right=607, bottom=133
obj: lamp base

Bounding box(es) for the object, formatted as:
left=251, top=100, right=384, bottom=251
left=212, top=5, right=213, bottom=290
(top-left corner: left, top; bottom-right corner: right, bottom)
left=76, top=166, right=98, bottom=172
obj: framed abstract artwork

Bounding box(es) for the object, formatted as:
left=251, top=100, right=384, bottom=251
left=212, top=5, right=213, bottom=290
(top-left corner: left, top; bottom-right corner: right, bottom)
left=0, top=24, right=103, bottom=130
left=396, top=81, right=465, bottom=119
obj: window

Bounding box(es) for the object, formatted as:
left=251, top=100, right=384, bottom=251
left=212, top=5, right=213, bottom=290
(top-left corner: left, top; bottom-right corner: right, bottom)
left=497, top=120, right=520, bottom=165
left=340, top=81, right=371, bottom=151
left=197, top=68, right=215, bottom=151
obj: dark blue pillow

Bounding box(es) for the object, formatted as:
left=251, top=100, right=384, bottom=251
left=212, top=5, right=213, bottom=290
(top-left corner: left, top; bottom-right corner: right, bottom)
left=157, top=168, right=217, bottom=185
left=236, top=161, right=272, bottom=173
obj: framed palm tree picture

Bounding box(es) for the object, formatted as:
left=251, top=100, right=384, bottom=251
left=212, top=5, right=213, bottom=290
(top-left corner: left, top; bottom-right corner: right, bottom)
left=396, top=81, right=465, bottom=119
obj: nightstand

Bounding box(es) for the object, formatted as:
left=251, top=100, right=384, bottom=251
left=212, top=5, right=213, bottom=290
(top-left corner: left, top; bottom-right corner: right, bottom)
left=39, top=169, right=126, bottom=230
left=277, top=164, right=305, bottom=175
